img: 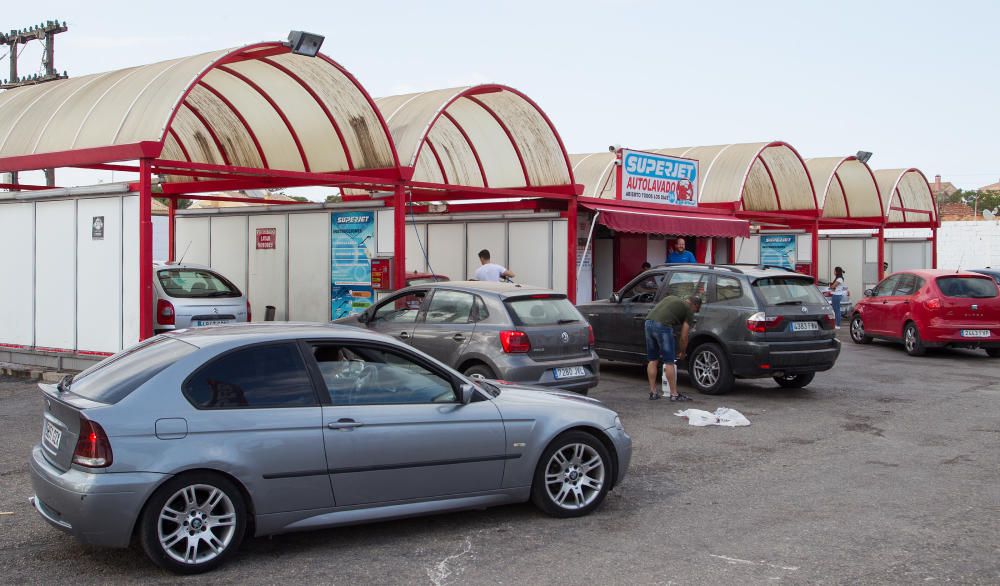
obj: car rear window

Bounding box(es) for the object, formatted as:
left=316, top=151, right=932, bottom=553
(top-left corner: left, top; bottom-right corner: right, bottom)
left=505, top=295, right=583, bottom=326
left=158, top=268, right=241, bottom=298
left=936, top=276, right=999, bottom=298
left=68, top=337, right=196, bottom=404
left=752, top=277, right=828, bottom=306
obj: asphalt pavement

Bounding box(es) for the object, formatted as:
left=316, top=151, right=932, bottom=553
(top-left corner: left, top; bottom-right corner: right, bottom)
left=1, top=333, right=998, bottom=584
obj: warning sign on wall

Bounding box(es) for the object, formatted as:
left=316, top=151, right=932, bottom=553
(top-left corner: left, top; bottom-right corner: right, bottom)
left=256, top=228, right=276, bottom=250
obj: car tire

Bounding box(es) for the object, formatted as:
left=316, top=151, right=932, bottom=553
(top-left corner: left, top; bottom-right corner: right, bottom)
left=531, top=431, right=611, bottom=519
left=849, top=314, right=872, bottom=344
left=986, top=348, right=1000, bottom=358
left=139, top=472, right=247, bottom=575
left=773, top=372, right=815, bottom=389
left=463, top=364, right=497, bottom=380
left=688, top=343, right=734, bottom=395
left=903, top=322, right=926, bottom=356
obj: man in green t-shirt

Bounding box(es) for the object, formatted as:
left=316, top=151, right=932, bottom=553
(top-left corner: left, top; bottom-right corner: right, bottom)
left=644, top=295, right=701, bottom=401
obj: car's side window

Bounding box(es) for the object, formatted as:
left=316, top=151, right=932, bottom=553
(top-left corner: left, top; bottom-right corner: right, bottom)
left=665, top=271, right=710, bottom=302
left=472, top=295, right=490, bottom=322
left=873, top=275, right=901, bottom=297
left=371, top=290, right=428, bottom=324
left=711, top=276, right=744, bottom=304
left=184, top=343, right=318, bottom=409
left=308, top=343, right=457, bottom=406
left=423, top=290, right=476, bottom=324
left=620, top=273, right=665, bottom=303
left=892, top=274, right=918, bottom=296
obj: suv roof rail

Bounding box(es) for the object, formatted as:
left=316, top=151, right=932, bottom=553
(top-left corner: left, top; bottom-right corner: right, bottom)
left=654, top=263, right=744, bottom=274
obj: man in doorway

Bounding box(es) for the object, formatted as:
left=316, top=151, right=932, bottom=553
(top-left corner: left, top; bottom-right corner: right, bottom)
left=644, top=294, right=700, bottom=401
left=667, top=238, right=696, bottom=263
left=474, top=249, right=515, bottom=282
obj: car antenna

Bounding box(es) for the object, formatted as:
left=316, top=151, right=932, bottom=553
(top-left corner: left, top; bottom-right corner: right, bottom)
left=178, top=240, right=193, bottom=264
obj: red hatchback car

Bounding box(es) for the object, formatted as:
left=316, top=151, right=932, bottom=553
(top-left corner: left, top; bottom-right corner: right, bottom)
left=849, top=269, right=1000, bottom=357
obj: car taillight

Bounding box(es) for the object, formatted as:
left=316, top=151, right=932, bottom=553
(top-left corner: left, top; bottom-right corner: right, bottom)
left=747, top=311, right=784, bottom=333
left=246, top=300, right=252, bottom=322
left=587, top=324, right=595, bottom=348
left=157, top=299, right=175, bottom=325
left=499, top=330, right=531, bottom=353
left=73, top=417, right=113, bottom=468
left=925, top=297, right=941, bottom=310
left=821, top=314, right=835, bottom=329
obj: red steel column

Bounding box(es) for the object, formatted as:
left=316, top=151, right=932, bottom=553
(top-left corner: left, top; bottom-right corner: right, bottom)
left=139, top=159, right=153, bottom=340
left=393, top=185, right=407, bottom=290
left=168, top=197, right=177, bottom=262
left=877, top=226, right=885, bottom=280
left=811, top=221, right=820, bottom=279
left=567, top=200, right=577, bottom=303
left=931, top=226, right=938, bottom=269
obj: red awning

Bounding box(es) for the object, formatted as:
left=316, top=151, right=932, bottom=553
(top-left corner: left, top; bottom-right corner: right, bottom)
left=582, top=203, right=750, bottom=238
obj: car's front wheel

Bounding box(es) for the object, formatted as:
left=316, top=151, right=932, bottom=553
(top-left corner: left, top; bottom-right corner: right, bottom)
left=688, top=343, right=734, bottom=395
left=139, top=472, right=247, bottom=574
left=850, top=314, right=872, bottom=344
left=903, top=322, right=926, bottom=356
left=463, top=363, right=496, bottom=380
left=773, top=372, right=815, bottom=388
left=531, top=431, right=611, bottom=518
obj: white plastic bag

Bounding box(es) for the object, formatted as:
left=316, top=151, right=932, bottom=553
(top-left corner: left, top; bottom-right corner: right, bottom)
left=674, top=407, right=751, bottom=427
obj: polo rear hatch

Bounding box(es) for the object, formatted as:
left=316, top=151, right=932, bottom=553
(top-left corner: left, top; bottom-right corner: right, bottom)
left=749, top=275, right=836, bottom=341
left=502, top=294, right=594, bottom=361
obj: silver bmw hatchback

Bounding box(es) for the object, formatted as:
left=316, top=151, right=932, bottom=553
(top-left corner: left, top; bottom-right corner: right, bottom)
left=29, top=323, right=631, bottom=574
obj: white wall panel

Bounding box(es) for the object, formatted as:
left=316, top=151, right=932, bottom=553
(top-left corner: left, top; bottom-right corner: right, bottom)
left=0, top=203, right=35, bottom=345
left=427, top=223, right=466, bottom=282
left=34, top=200, right=76, bottom=350
left=465, top=222, right=506, bottom=279
left=818, top=239, right=831, bottom=280
left=175, top=217, right=210, bottom=265
left=248, top=215, right=288, bottom=320
left=509, top=222, right=551, bottom=288
left=551, top=220, right=568, bottom=294
left=210, top=216, right=249, bottom=293
left=288, top=213, right=331, bottom=322
left=152, top=215, right=169, bottom=261
left=796, top=234, right=812, bottom=262
left=735, top=236, right=760, bottom=264
left=594, top=239, right=614, bottom=300
left=646, top=238, right=666, bottom=266
left=77, top=197, right=123, bottom=353
left=376, top=209, right=394, bottom=256
left=404, top=223, right=428, bottom=272
left=828, top=239, right=864, bottom=293
left=889, top=241, right=930, bottom=272
left=121, top=197, right=140, bottom=348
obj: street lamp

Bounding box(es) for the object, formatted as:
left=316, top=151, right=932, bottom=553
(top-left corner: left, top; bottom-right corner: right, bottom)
left=286, top=30, right=324, bottom=57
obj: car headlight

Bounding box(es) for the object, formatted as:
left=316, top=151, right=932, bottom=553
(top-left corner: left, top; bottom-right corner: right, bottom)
left=613, top=416, right=625, bottom=431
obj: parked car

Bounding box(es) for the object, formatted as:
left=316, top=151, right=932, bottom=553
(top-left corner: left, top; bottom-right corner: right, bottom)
left=578, top=264, right=841, bottom=394
left=405, top=271, right=450, bottom=286
left=849, top=269, right=1000, bottom=356
left=816, top=279, right=853, bottom=317
left=29, top=323, right=630, bottom=574
left=970, top=268, right=1000, bottom=286
left=337, top=282, right=599, bottom=394
left=154, top=262, right=249, bottom=333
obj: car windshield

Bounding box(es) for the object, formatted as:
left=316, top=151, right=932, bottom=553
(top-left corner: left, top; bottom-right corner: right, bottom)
left=753, top=277, right=828, bottom=306
left=67, top=337, right=197, bottom=404
left=505, top=295, right=583, bottom=326
left=936, top=276, right=999, bottom=298
left=158, top=268, right=241, bottom=298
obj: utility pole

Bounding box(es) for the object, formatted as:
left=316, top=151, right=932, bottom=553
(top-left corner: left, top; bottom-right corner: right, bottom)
left=1, top=20, right=69, bottom=187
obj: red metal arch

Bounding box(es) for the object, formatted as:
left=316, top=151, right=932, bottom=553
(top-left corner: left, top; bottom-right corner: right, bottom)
left=884, top=168, right=936, bottom=224
left=738, top=141, right=819, bottom=213
left=822, top=155, right=884, bottom=219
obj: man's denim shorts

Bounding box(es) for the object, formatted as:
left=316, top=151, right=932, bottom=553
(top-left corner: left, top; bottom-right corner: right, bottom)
left=644, top=320, right=676, bottom=362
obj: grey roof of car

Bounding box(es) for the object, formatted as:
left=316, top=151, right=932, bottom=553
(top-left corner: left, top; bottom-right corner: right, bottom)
left=164, top=322, right=385, bottom=348
left=653, top=263, right=809, bottom=279
left=407, top=280, right=558, bottom=298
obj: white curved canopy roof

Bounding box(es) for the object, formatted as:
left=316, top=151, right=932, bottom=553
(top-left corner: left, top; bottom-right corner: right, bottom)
left=806, top=156, right=883, bottom=220
left=874, top=168, right=937, bottom=225
left=376, top=85, right=573, bottom=189
left=0, top=42, right=399, bottom=174
left=572, top=141, right=816, bottom=212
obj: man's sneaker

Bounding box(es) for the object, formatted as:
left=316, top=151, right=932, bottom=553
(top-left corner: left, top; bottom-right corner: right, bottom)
left=670, top=394, right=693, bottom=402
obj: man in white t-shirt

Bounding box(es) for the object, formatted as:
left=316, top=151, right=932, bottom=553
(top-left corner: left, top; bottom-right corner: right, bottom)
left=473, top=249, right=515, bottom=282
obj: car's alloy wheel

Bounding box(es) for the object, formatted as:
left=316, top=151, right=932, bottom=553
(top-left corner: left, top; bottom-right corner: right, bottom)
left=692, top=351, right=720, bottom=388
left=688, top=342, right=734, bottom=395
left=903, top=323, right=925, bottom=356
left=532, top=431, right=611, bottom=518
left=140, top=473, right=246, bottom=574
left=850, top=315, right=872, bottom=344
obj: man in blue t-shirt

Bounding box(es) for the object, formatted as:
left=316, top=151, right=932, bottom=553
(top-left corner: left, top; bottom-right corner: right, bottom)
left=666, top=238, right=696, bottom=263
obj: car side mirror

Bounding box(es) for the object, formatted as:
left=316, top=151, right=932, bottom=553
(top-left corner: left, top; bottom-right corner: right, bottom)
left=459, top=383, right=475, bottom=405
left=864, top=289, right=874, bottom=297
left=358, top=308, right=373, bottom=323
left=610, top=292, right=622, bottom=304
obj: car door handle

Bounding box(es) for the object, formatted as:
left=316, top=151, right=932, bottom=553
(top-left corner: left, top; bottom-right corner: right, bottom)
left=586, top=313, right=598, bottom=318
left=398, top=332, right=410, bottom=339
left=452, top=334, right=466, bottom=342
left=328, top=419, right=363, bottom=430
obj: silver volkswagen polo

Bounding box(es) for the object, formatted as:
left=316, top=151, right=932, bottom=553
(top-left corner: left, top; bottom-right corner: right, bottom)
left=29, top=323, right=631, bottom=574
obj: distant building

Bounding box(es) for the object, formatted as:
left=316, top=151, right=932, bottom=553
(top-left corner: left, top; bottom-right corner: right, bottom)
left=930, top=174, right=958, bottom=199
left=938, top=201, right=977, bottom=221
left=977, top=178, right=1000, bottom=192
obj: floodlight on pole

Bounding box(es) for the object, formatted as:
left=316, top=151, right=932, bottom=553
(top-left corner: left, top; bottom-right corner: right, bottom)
left=286, top=30, right=324, bottom=57
left=856, top=151, right=872, bottom=164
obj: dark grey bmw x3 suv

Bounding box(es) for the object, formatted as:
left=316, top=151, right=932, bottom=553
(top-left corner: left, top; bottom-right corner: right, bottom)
left=578, top=264, right=841, bottom=394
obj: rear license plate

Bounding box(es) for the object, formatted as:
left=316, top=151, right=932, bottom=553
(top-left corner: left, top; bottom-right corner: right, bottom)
left=42, top=421, right=62, bottom=451
left=194, top=319, right=232, bottom=326
left=792, top=321, right=820, bottom=332
left=960, top=329, right=990, bottom=338
left=554, top=366, right=587, bottom=380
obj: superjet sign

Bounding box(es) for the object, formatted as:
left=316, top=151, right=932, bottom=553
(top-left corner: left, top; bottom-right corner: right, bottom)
left=619, top=149, right=699, bottom=206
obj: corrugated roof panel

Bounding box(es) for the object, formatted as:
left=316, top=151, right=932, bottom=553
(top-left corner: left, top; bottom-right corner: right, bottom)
left=807, top=157, right=882, bottom=220
left=446, top=96, right=522, bottom=188
left=426, top=115, right=486, bottom=187
left=875, top=168, right=935, bottom=224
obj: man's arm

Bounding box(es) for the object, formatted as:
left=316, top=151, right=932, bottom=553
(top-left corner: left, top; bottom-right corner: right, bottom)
left=677, top=321, right=691, bottom=359
left=501, top=268, right=515, bottom=279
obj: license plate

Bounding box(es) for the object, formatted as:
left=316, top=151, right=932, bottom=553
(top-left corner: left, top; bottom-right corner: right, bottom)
left=960, top=329, right=990, bottom=338
left=194, top=319, right=232, bottom=326
left=43, top=420, right=62, bottom=451
left=792, top=321, right=819, bottom=332
left=554, top=366, right=587, bottom=380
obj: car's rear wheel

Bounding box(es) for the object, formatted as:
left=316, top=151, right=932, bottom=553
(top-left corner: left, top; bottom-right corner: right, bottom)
left=139, top=472, right=247, bottom=575
left=531, top=431, right=610, bottom=518
left=688, top=343, right=734, bottom=395
left=463, top=363, right=496, bottom=380
left=986, top=348, right=1000, bottom=358
left=903, top=322, right=926, bottom=356
left=850, top=314, right=872, bottom=344
left=773, top=372, right=815, bottom=388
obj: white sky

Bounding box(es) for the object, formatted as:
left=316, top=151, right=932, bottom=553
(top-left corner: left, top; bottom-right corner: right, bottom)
left=4, top=0, right=998, bottom=195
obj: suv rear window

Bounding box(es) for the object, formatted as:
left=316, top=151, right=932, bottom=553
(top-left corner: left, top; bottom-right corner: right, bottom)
left=67, top=337, right=196, bottom=404
left=936, top=276, right=998, bottom=298
left=752, top=276, right=828, bottom=306
left=505, top=295, right=583, bottom=326
left=158, top=268, right=241, bottom=298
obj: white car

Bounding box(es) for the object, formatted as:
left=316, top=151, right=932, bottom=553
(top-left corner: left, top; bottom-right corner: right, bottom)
left=816, top=279, right=852, bottom=317
left=153, top=262, right=249, bottom=333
